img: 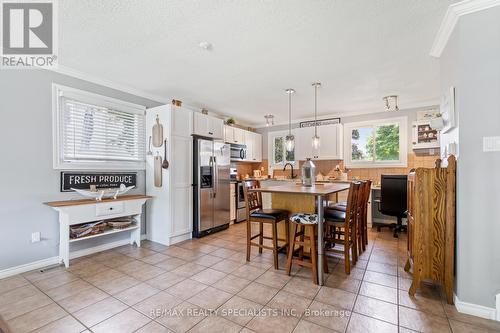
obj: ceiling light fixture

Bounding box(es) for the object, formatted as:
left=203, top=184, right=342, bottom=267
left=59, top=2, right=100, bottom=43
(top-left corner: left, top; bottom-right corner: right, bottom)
left=199, top=41, right=212, bottom=50
left=383, top=95, right=399, bottom=111
left=264, top=114, right=274, bottom=127
left=285, top=89, right=295, bottom=152
left=312, top=82, right=321, bottom=152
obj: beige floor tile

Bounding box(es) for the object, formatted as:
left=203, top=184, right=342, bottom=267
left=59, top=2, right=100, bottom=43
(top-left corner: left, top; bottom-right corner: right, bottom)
left=81, top=268, right=123, bottom=285
left=124, top=247, right=158, bottom=260
left=0, top=284, right=40, bottom=307
left=73, top=297, right=128, bottom=327
left=191, top=268, right=227, bottom=285
left=196, top=243, right=220, bottom=254
left=324, top=274, right=361, bottom=293
left=7, top=303, right=67, bottom=333
left=399, top=306, right=452, bottom=333
left=210, top=248, right=239, bottom=259
left=192, top=254, right=224, bottom=267
left=346, top=312, right=398, bottom=333
left=366, top=261, right=398, bottom=276
left=237, top=282, right=280, bottom=305
left=170, top=262, right=206, bottom=278
left=127, top=264, right=166, bottom=281
left=448, top=319, right=495, bottom=333
left=359, top=281, right=398, bottom=304
left=91, top=308, right=151, bottom=333
left=303, top=300, right=350, bottom=332
left=22, top=267, right=67, bottom=282
left=145, top=271, right=186, bottom=290
left=166, top=278, right=208, bottom=300
left=255, top=270, right=292, bottom=289
left=267, top=290, right=312, bottom=317
left=398, top=289, right=446, bottom=317
left=155, top=301, right=207, bottom=333
left=246, top=307, right=300, bottom=333
left=33, top=271, right=79, bottom=291
left=58, top=287, right=109, bottom=313
left=282, top=276, right=321, bottom=299
left=315, top=286, right=357, bottom=310
left=0, top=275, right=29, bottom=295
left=44, top=279, right=93, bottom=301
left=443, top=303, right=500, bottom=332
left=212, top=274, right=252, bottom=294
left=94, top=274, right=141, bottom=295
left=218, top=295, right=263, bottom=326
left=363, top=270, right=397, bottom=288
left=141, top=253, right=170, bottom=265
left=232, top=265, right=267, bottom=280
left=154, top=257, right=188, bottom=271
left=353, top=295, right=398, bottom=324
left=211, top=259, right=244, bottom=274
left=31, top=315, right=86, bottom=333
left=189, top=316, right=242, bottom=333
left=115, top=282, right=160, bottom=306
left=0, top=291, right=52, bottom=320
left=134, top=291, right=183, bottom=319
left=135, top=321, right=173, bottom=333
left=399, top=277, right=414, bottom=291
left=293, top=319, right=335, bottom=332
left=188, top=286, right=233, bottom=309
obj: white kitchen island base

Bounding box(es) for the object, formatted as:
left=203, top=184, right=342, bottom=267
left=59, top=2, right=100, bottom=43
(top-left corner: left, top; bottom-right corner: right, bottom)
left=46, top=195, right=151, bottom=267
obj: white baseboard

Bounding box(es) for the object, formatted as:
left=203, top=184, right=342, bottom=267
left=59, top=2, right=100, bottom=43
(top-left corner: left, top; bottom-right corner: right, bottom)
left=170, top=233, right=192, bottom=245
left=0, top=234, right=148, bottom=280
left=454, top=294, right=498, bottom=321
left=0, top=256, right=61, bottom=279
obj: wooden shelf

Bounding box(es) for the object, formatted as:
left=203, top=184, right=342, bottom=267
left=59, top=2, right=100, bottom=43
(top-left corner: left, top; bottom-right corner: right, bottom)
left=69, top=224, right=139, bottom=243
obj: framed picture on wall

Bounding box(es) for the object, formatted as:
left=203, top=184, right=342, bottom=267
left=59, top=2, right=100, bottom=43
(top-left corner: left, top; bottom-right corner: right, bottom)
left=441, top=86, right=456, bottom=133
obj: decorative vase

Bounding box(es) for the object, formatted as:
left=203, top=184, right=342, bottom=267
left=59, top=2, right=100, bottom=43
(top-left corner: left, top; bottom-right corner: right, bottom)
left=301, top=158, right=316, bottom=187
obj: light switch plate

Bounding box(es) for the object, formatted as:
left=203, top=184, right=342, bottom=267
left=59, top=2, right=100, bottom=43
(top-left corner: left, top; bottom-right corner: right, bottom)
left=483, top=136, right=500, bottom=152
left=31, top=232, right=41, bottom=243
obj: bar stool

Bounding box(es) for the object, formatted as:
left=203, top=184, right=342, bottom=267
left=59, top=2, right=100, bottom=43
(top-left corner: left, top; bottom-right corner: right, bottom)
left=286, top=213, right=329, bottom=284
left=243, top=180, right=290, bottom=270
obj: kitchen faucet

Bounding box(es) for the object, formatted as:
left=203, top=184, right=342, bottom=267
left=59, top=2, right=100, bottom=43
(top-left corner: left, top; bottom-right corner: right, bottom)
left=283, top=163, right=296, bottom=179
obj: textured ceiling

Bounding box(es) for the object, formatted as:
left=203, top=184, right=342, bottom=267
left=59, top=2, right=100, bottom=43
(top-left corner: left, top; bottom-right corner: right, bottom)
left=58, top=0, right=454, bottom=125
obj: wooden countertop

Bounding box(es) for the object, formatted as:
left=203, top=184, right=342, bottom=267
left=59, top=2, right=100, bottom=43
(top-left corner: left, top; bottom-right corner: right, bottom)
left=44, top=195, right=152, bottom=207
left=250, top=183, right=350, bottom=196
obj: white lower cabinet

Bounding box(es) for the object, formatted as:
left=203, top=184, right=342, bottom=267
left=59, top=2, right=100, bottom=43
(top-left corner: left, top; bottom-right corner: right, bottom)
left=146, top=104, right=193, bottom=246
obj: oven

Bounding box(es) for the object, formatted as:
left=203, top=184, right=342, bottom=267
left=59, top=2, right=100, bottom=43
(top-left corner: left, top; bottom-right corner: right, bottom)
left=236, top=181, right=247, bottom=223
left=230, top=144, right=247, bottom=161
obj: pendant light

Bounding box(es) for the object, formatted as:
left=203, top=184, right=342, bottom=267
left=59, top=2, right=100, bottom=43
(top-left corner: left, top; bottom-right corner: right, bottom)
left=285, top=89, right=295, bottom=152
left=312, top=82, right=321, bottom=151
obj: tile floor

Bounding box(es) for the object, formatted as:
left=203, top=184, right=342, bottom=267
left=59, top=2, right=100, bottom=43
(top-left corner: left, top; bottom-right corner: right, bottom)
left=1, top=223, right=500, bottom=333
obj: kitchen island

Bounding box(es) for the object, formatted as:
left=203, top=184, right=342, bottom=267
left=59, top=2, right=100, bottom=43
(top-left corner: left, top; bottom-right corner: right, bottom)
left=249, top=182, right=350, bottom=284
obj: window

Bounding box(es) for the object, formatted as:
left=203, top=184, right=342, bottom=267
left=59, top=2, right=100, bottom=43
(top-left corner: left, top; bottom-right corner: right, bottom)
left=53, top=84, right=146, bottom=170
left=268, top=131, right=295, bottom=166
left=344, top=117, right=407, bottom=168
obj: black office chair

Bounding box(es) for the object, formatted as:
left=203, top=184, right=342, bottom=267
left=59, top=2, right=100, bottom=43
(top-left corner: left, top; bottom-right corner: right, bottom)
left=375, top=175, right=408, bottom=238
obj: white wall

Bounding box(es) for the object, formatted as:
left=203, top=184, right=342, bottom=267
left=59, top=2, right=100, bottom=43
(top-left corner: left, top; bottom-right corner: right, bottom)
left=439, top=7, right=500, bottom=310
left=0, top=69, right=161, bottom=271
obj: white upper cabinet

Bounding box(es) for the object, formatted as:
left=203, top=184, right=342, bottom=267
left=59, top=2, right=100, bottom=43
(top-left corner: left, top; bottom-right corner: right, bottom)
left=245, top=131, right=262, bottom=162
left=295, top=124, right=343, bottom=160
left=224, top=125, right=244, bottom=144
left=193, top=112, right=224, bottom=139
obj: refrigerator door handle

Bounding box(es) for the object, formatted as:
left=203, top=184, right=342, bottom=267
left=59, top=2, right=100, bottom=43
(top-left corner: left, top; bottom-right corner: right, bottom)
left=213, top=156, right=218, bottom=197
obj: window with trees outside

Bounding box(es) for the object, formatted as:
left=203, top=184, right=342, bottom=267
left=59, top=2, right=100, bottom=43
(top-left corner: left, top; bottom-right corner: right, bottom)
left=269, top=132, right=295, bottom=167
left=344, top=117, right=407, bottom=168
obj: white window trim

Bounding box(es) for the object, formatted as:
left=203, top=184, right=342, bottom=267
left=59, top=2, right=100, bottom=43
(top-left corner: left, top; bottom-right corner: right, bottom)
left=343, top=116, right=408, bottom=169
left=52, top=84, right=146, bottom=170
left=267, top=130, right=297, bottom=168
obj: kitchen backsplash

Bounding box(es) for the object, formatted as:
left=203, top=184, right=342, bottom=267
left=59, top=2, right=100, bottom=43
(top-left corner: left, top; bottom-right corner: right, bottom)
left=248, top=151, right=439, bottom=184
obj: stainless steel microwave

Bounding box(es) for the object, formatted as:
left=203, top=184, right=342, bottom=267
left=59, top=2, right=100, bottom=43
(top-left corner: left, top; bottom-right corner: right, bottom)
left=230, top=144, right=247, bottom=161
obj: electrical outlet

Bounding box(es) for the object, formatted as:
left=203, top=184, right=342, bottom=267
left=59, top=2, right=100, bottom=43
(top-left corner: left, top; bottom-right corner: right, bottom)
left=31, top=232, right=41, bottom=243
left=483, top=136, right=500, bottom=152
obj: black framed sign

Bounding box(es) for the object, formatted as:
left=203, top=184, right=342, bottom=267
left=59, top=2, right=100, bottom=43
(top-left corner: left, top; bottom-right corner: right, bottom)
left=60, top=172, right=137, bottom=192
left=299, top=117, right=341, bottom=128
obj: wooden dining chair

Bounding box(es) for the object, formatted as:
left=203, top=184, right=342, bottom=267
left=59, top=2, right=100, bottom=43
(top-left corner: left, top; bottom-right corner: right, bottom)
left=242, top=180, right=290, bottom=269
left=323, top=181, right=361, bottom=274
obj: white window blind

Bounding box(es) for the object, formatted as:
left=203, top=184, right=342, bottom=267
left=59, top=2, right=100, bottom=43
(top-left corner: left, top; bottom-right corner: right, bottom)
left=62, top=98, right=145, bottom=163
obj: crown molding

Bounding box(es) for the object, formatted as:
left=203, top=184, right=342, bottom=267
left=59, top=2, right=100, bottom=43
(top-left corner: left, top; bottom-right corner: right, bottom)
left=46, top=65, right=171, bottom=104
left=430, top=0, right=500, bottom=58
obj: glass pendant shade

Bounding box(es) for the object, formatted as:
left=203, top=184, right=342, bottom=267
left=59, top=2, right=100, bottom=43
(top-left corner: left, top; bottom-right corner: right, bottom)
left=285, top=134, right=295, bottom=152
left=311, top=82, right=321, bottom=153
left=312, top=135, right=320, bottom=150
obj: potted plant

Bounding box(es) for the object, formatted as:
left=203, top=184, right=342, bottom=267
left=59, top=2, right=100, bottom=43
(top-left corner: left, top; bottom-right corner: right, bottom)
left=226, top=117, right=235, bottom=126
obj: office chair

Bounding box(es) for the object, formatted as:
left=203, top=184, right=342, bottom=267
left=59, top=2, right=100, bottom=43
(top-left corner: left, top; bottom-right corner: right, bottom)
left=376, top=175, right=408, bottom=238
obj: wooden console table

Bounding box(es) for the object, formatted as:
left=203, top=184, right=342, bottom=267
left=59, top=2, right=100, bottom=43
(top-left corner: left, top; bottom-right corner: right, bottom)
left=45, top=195, right=151, bottom=267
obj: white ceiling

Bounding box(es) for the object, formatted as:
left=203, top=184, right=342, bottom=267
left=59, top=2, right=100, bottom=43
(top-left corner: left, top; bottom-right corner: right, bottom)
left=58, top=0, right=454, bottom=126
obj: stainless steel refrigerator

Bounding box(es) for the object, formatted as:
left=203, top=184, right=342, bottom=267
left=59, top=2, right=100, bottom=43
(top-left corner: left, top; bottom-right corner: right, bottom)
left=193, top=137, right=231, bottom=237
